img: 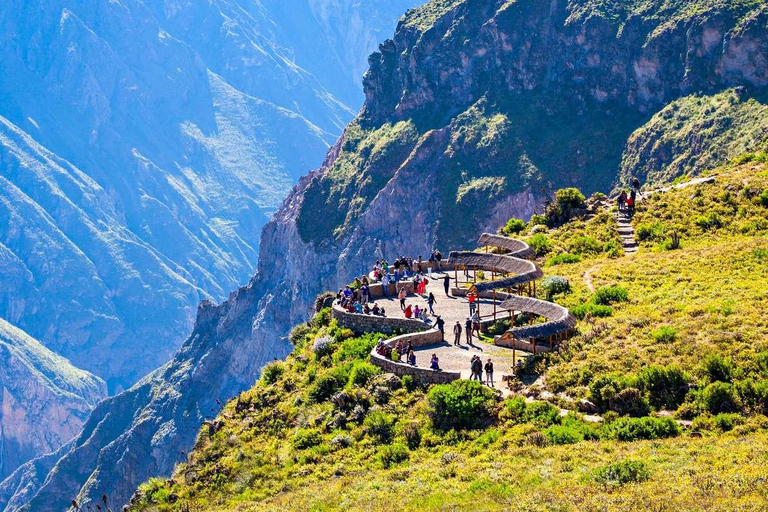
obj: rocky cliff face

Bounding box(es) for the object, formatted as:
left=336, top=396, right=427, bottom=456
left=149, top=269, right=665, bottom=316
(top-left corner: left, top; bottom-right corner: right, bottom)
left=0, top=318, right=106, bottom=481
left=4, top=0, right=767, bottom=510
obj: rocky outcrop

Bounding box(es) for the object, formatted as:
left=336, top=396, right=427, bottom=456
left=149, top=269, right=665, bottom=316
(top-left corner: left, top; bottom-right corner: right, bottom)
left=0, top=318, right=106, bottom=481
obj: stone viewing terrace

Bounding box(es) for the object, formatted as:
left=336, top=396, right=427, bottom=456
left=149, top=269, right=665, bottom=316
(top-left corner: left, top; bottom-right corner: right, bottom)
left=330, top=234, right=576, bottom=385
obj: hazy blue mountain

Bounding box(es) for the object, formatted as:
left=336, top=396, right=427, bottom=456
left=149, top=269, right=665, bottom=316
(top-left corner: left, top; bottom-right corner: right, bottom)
left=0, top=317, right=106, bottom=480
left=0, top=0, right=421, bottom=392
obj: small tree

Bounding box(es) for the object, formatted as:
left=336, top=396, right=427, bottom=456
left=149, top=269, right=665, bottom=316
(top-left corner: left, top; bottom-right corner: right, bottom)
left=502, top=217, right=527, bottom=235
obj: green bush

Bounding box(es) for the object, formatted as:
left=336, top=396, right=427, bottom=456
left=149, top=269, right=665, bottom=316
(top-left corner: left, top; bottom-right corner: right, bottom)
left=261, top=361, right=285, bottom=385
left=530, top=214, right=549, bottom=227
left=608, top=388, right=650, bottom=417
left=427, top=380, right=495, bottom=431
left=334, top=333, right=381, bottom=363
left=487, top=319, right=511, bottom=336
left=758, top=189, right=768, bottom=208
left=608, top=417, right=680, bottom=441
left=292, top=428, right=323, bottom=449
left=347, top=362, right=381, bottom=388
left=365, top=410, right=396, bottom=441
left=713, top=413, right=743, bottom=432
left=546, top=253, right=582, bottom=266
left=695, top=212, right=722, bottom=230
left=523, top=400, right=561, bottom=427
left=651, top=326, right=677, bottom=344
left=589, top=373, right=633, bottom=411
left=701, top=382, right=741, bottom=414
left=541, top=276, right=570, bottom=299
left=289, top=323, right=312, bottom=348
left=603, top=240, right=624, bottom=258
left=503, top=217, right=527, bottom=235
left=401, top=375, right=415, bottom=392
left=700, top=353, right=732, bottom=383
left=635, top=222, right=666, bottom=242
left=314, top=308, right=332, bottom=328
left=529, top=234, right=552, bottom=256
left=499, top=396, right=528, bottom=424
left=555, top=188, right=586, bottom=210
left=378, top=443, right=409, bottom=467
left=308, top=365, right=350, bottom=403
left=637, top=365, right=689, bottom=410
left=570, top=235, right=602, bottom=255
left=544, top=425, right=584, bottom=445
left=593, top=286, right=629, bottom=305
left=594, top=460, right=650, bottom=486
left=571, top=303, right=613, bottom=320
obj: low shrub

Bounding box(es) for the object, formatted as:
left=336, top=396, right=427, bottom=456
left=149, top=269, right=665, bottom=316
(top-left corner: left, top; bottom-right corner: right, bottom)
left=758, top=189, right=768, bottom=208
left=347, top=362, right=380, bottom=388
left=635, top=222, right=666, bottom=242
left=700, top=353, right=733, bottom=383
left=401, top=375, right=415, bottom=392
left=651, top=326, right=677, bottom=344
left=593, top=286, right=629, bottom=305
left=523, top=400, right=561, bottom=427
left=314, top=308, right=332, bottom=328
left=530, top=214, right=548, bottom=227
left=594, top=460, right=650, bottom=486
left=546, top=253, right=582, bottom=266
left=289, top=323, right=312, bottom=348
left=334, top=333, right=381, bottom=363
left=292, top=428, right=323, bottom=450
left=312, top=335, right=335, bottom=357
left=308, top=366, right=350, bottom=403
left=365, top=410, right=396, bottom=441
left=589, top=373, right=633, bottom=411
left=487, top=319, right=511, bottom=336
left=571, top=303, right=613, bottom=320
left=541, top=276, right=571, bottom=299
left=529, top=234, right=552, bottom=256
left=544, top=425, right=583, bottom=445
left=637, top=365, right=689, bottom=410
left=695, top=212, right=722, bottom=230
left=608, top=417, right=679, bottom=441
left=427, top=380, right=495, bottom=430
left=261, top=361, right=284, bottom=385
left=608, top=388, right=650, bottom=417
left=378, top=443, right=409, bottom=467
left=503, top=217, right=527, bottom=235
left=570, top=235, right=602, bottom=255
left=701, top=382, right=741, bottom=414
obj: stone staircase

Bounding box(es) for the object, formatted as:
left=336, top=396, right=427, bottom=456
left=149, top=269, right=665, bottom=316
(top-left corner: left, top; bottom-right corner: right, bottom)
left=616, top=209, right=638, bottom=255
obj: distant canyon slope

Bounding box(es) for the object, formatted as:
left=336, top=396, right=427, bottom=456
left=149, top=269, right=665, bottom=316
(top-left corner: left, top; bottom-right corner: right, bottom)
left=0, top=0, right=421, bottom=488
left=3, top=0, right=768, bottom=511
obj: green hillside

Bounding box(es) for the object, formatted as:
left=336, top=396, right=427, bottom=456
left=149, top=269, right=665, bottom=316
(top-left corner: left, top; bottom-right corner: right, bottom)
left=129, top=159, right=768, bottom=511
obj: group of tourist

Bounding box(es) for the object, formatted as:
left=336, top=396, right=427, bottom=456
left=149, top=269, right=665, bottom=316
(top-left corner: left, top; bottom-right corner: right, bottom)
left=617, top=177, right=642, bottom=212
left=337, top=284, right=387, bottom=318
left=452, top=314, right=481, bottom=346
left=470, top=355, right=494, bottom=387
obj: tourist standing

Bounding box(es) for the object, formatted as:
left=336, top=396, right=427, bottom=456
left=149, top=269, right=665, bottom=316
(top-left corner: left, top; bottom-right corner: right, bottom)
left=484, top=359, right=494, bottom=387
left=465, top=317, right=473, bottom=345
left=471, top=312, right=481, bottom=338
left=435, top=315, right=445, bottom=341
left=471, top=356, right=482, bottom=381
left=381, top=273, right=390, bottom=296
left=443, top=274, right=450, bottom=297
left=427, top=292, right=437, bottom=315
left=453, top=321, right=462, bottom=346
left=398, top=287, right=407, bottom=310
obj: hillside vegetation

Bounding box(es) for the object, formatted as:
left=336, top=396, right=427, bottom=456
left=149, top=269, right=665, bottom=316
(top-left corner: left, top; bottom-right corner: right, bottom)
left=129, top=160, right=768, bottom=511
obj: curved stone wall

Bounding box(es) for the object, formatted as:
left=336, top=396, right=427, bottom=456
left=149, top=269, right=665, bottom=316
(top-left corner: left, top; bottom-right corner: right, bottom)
left=369, top=329, right=460, bottom=384
left=331, top=305, right=427, bottom=335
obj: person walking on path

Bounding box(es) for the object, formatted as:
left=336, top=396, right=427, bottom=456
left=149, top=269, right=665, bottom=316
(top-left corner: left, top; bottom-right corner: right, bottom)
left=465, top=317, right=473, bottom=345
left=484, top=359, right=494, bottom=387
left=435, top=316, right=445, bottom=342
left=453, top=321, right=462, bottom=346
left=443, top=274, right=450, bottom=297
left=617, top=190, right=627, bottom=211
left=427, top=292, right=437, bottom=315
left=398, top=287, right=407, bottom=311
left=629, top=188, right=637, bottom=211
left=471, top=356, right=483, bottom=381
left=471, top=312, right=481, bottom=339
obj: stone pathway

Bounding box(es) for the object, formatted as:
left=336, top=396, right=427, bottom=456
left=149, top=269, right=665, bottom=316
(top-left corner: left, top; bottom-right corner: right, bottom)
left=615, top=209, right=638, bottom=255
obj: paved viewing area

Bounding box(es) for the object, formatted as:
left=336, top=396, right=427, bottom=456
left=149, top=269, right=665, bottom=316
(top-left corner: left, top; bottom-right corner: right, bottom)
left=331, top=234, right=577, bottom=386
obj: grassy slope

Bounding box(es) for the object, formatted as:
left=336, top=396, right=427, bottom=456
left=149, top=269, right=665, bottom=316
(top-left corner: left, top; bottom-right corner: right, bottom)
left=130, top=161, right=768, bottom=512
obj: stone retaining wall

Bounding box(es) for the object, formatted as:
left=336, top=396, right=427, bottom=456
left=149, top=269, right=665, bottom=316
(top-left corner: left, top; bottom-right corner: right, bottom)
left=369, top=329, right=460, bottom=384
left=332, top=305, right=427, bottom=335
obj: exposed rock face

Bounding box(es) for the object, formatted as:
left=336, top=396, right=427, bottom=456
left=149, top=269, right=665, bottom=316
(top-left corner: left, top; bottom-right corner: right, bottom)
left=4, top=1, right=767, bottom=510
left=0, top=318, right=106, bottom=481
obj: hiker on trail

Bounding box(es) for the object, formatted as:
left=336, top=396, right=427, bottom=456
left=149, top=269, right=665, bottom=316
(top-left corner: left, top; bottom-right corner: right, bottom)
left=398, top=288, right=407, bottom=310
left=484, top=359, right=494, bottom=387
left=632, top=177, right=640, bottom=190
left=471, top=355, right=483, bottom=381
left=443, top=274, right=451, bottom=297
left=427, top=292, right=437, bottom=314
left=465, top=317, right=473, bottom=345
left=435, top=315, right=445, bottom=341
left=430, top=353, right=440, bottom=371
left=629, top=188, right=637, bottom=211
left=404, top=304, right=413, bottom=319
left=408, top=350, right=416, bottom=366
left=471, top=312, right=481, bottom=338
left=453, top=321, right=462, bottom=346
left=617, top=190, right=627, bottom=211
